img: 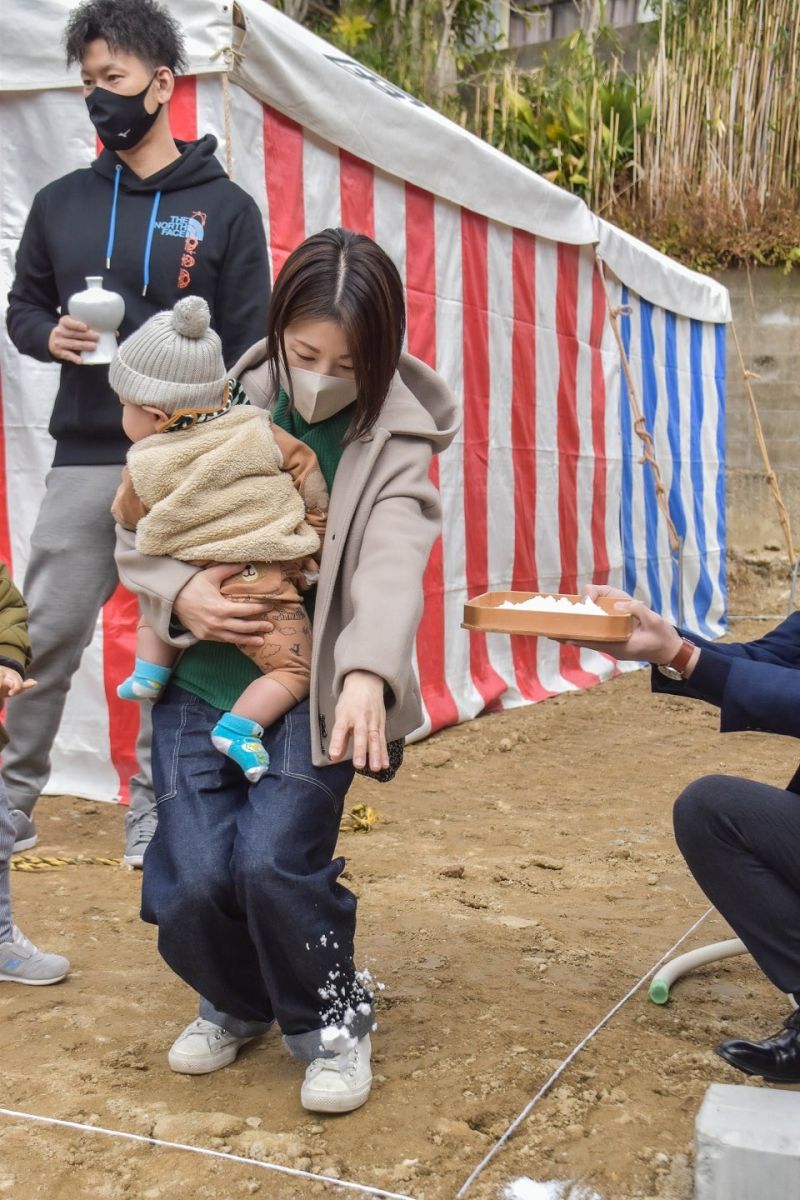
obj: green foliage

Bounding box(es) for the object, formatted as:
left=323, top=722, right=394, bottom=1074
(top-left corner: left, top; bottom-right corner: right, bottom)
left=292, top=0, right=800, bottom=270
left=477, top=29, right=650, bottom=212
left=330, top=10, right=374, bottom=50
left=309, top=0, right=502, bottom=109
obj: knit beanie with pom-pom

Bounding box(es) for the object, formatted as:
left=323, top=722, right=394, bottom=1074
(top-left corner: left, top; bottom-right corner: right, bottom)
left=109, top=295, right=228, bottom=413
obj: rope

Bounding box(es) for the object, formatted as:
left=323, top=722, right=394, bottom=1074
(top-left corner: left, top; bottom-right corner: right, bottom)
left=730, top=320, right=797, bottom=606
left=221, top=66, right=234, bottom=180
left=210, top=45, right=239, bottom=180
left=341, top=803, right=379, bottom=833
left=0, top=1108, right=417, bottom=1200
left=456, top=906, right=714, bottom=1197
left=596, top=256, right=681, bottom=556
left=10, top=805, right=375, bottom=870
left=11, top=854, right=123, bottom=872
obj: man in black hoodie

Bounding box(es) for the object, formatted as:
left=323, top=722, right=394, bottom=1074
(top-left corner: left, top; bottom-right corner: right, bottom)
left=5, top=0, right=270, bottom=865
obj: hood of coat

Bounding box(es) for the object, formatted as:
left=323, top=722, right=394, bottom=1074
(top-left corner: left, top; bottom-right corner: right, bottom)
left=230, top=340, right=460, bottom=453
left=91, top=134, right=226, bottom=194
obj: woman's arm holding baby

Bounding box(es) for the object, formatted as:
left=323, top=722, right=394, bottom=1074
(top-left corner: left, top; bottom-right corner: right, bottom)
left=115, top=527, right=275, bottom=649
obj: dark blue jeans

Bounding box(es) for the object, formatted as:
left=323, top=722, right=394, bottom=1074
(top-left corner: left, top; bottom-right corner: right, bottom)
left=143, top=685, right=374, bottom=1061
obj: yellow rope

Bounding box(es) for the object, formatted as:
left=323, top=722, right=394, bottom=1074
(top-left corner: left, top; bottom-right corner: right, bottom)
left=730, top=318, right=796, bottom=566
left=11, top=798, right=378, bottom=872
left=11, top=854, right=123, bottom=872
left=11, top=804, right=378, bottom=869
left=340, top=803, right=379, bottom=833
left=596, top=255, right=681, bottom=555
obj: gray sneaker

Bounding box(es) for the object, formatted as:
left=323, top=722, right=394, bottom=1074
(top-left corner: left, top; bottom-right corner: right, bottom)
left=10, top=809, right=37, bottom=854
left=0, top=927, right=70, bottom=985
left=123, top=811, right=158, bottom=870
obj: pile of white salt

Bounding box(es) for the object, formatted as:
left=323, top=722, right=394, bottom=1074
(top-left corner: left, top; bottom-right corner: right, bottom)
left=498, top=594, right=607, bottom=616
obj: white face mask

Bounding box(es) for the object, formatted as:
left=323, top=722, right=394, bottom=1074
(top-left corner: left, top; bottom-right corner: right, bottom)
left=281, top=362, right=358, bottom=424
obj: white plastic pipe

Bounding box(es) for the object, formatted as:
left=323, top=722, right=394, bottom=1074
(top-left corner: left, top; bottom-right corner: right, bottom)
left=649, top=938, right=747, bottom=1004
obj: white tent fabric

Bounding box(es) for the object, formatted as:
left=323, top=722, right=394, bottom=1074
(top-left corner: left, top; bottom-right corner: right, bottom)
left=596, top=220, right=731, bottom=324
left=0, top=0, right=230, bottom=89
left=0, top=0, right=729, bottom=801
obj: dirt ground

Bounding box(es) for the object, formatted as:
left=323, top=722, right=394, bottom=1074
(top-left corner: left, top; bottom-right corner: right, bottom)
left=2, top=597, right=798, bottom=1199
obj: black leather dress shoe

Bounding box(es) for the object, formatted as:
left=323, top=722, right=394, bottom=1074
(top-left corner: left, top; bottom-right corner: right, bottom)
left=715, top=1009, right=800, bottom=1083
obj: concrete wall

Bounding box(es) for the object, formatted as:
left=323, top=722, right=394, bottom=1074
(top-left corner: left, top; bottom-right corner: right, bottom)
left=721, top=267, right=800, bottom=554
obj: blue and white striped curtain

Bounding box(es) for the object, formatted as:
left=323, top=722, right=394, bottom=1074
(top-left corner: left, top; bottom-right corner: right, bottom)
left=618, top=285, right=727, bottom=638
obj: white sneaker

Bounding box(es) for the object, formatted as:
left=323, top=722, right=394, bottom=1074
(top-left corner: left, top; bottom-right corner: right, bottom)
left=0, top=927, right=69, bottom=985
left=167, top=1017, right=255, bottom=1074
left=301, top=1034, right=372, bottom=1113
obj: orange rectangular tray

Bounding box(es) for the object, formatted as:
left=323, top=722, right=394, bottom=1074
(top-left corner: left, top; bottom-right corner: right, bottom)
left=462, top=591, right=633, bottom=643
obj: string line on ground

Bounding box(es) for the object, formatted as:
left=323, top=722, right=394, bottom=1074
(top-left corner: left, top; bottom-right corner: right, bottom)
left=0, top=1107, right=419, bottom=1200
left=456, top=906, right=715, bottom=1197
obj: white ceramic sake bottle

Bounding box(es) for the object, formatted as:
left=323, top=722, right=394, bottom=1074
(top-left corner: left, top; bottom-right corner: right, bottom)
left=67, top=275, right=125, bottom=366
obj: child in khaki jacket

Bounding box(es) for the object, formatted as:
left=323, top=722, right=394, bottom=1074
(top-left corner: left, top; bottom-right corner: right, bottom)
left=0, top=564, right=70, bottom=983
left=110, top=297, right=328, bottom=782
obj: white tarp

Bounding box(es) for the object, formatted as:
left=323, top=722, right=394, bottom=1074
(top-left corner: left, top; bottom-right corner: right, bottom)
left=0, top=0, right=231, bottom=90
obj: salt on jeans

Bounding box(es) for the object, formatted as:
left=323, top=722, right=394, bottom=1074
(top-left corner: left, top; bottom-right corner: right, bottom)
left=143, top=685, right=374, bottom=1061
left=674, top=773, right=800, bottom=998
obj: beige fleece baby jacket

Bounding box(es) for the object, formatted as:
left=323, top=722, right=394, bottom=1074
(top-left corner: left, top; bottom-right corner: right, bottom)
left=121, top=406, right=323, bottom=563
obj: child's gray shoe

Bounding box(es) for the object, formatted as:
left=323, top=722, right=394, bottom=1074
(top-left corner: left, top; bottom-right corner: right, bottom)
left=0, top=927, right=70, bottom=985
left=10, top=809, right=37, bottom=853
left=123, top=811, right=157, bottom=870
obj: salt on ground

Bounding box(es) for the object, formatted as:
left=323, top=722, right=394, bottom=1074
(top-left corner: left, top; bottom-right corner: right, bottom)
left=498, top=595, right=607, bottom=617
left=503, top=1180, right=602, bottom=1200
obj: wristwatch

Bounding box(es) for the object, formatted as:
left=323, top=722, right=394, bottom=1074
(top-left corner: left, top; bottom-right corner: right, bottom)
left=656, top=637, right=696, bottom=681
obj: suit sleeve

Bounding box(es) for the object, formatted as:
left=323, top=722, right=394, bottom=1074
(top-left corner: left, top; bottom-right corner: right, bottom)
left=651, top=612, right=800, bottom=738
left=6, top=190, right=60, bottom=362
left=214, top=199, right=270, bottom=369
left=331, top=437, right=440, bottom=710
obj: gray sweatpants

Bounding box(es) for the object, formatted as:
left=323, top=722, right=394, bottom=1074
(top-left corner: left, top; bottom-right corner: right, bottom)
left=1, top=466, right=154, bottom=833
left=0, top=776, right=14, bottom=943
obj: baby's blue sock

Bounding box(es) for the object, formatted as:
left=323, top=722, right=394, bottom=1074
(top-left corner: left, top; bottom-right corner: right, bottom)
left=117, top=658, right=173, bottom=701
left=210, top=712, right=270, bottom=783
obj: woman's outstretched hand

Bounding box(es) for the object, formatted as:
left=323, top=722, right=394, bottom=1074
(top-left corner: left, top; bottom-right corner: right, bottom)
left=173, top=564, right=275, bottom=647
left=329, top=670, right=390, bottom=772
left=573, top=584, right=684, bottom=663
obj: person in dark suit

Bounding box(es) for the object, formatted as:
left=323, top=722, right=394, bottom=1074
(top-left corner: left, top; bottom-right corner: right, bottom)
left=573, top=584, right=800, bottom=1084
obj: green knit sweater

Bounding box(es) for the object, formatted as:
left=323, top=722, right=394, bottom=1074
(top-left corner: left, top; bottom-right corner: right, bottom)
left=172, top=391, right=353, bottom=712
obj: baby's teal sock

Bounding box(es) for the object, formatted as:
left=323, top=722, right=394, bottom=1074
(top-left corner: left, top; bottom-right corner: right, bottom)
left=117, top=659, right=173, bottom=701
left=210, top=712, right=270, bottom=783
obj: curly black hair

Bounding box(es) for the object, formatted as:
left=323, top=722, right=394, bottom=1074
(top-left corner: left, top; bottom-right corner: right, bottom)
left=64, top=0, right=188, bottom=73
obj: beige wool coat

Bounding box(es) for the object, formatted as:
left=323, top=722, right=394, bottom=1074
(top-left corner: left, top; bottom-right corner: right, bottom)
left=115, top=345, right=460, bottom=766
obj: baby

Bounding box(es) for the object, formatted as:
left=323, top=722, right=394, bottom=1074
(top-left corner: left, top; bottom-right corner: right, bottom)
left=110, top=296, right=328, bottom=782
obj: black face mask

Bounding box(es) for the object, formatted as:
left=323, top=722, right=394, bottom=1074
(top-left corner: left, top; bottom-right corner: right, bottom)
left=85, top=74, right=161, bottom=151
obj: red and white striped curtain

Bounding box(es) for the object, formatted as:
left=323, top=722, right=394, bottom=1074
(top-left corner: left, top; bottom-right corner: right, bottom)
left=0, top=73, right=725, bottom=801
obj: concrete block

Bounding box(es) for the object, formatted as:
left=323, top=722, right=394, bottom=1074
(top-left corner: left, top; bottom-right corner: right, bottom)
left=695, top=1083, right=800, bottom=1200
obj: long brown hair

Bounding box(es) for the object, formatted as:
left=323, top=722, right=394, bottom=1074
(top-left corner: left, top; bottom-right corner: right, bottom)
left=266, top=228, right=406, bottom=442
